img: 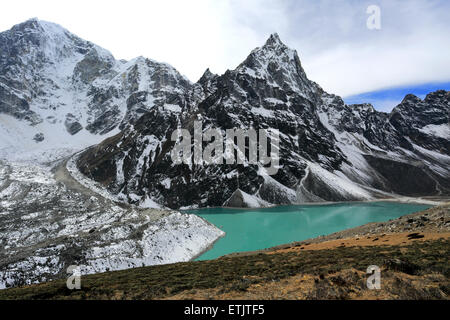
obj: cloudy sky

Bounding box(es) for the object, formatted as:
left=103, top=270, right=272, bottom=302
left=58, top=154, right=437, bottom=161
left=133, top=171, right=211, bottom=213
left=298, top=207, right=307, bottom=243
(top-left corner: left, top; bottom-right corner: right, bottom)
left=1, top=0, right=449, bottom=111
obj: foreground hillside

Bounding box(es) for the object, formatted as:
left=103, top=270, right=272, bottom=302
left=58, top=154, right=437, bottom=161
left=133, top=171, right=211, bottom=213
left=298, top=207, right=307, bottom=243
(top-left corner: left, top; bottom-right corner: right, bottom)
left=1, top=204, right=448, bottom=300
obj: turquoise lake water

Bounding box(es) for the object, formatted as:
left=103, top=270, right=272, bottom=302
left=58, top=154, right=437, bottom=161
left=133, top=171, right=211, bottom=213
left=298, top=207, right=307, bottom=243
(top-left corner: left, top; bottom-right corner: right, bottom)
left=185, top=202, right=431, bottom=260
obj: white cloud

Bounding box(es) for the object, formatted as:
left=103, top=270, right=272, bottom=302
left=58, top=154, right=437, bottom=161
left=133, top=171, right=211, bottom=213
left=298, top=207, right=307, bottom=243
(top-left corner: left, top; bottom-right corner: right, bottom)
left=1, top=0, right=449, bottom=95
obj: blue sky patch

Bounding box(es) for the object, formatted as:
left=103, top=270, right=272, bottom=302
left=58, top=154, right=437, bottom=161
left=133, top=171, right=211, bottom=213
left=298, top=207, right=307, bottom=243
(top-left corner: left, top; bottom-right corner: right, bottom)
left=343, top=82, right=450, bottom=112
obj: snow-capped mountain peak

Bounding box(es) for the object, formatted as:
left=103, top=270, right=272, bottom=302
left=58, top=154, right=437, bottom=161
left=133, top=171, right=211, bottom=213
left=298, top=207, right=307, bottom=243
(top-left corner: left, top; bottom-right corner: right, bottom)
left=7, top=18, right=97, bottom=65
left=236, top=33, right=314, bottom=98
left=0, top=19, right=191, bottom=162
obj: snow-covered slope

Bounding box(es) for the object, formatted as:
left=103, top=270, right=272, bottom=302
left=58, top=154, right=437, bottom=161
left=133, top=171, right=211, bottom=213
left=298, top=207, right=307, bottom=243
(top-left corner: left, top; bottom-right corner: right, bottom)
left=0, top=18, right=190, bottom=162
left=0, top=159, right=224, bottom=289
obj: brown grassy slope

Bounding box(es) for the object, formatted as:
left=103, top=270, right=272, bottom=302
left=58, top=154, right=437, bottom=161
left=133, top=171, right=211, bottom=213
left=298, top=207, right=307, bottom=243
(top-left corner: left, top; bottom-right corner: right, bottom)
left=0, top=236, right=448, bottom=300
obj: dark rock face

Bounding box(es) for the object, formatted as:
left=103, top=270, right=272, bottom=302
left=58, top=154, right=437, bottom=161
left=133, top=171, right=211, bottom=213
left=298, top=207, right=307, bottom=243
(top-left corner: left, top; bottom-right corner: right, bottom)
left=73, top=48, right=115, bottom=84
left=64, top=114, right=83, bottom=135
left=77, top=34, right=450, bottom=209
left=223, top=189, right=262, bottom=208
left=364, top=155, right=438, bottom=196
left=0, top=84, right=37, bottom=124
left=33, top=133, right=44, bottom=143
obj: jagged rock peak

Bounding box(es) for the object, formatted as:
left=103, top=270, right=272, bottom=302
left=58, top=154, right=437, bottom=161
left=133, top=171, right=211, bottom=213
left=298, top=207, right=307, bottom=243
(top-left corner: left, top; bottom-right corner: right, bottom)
left=401, top=93, right=422, bottom=104
left=11, top=18, right=70, bottom=39
left=249, top=33, right=298, bottom=61
left=11, top=17, right=43, bottom=31
left=425, top=89, right=449, bottom=102
left=198, top=68, right=217, bottom=83
left=234, top=32, right=313, bottom=97
left=13, top=17, right=40, bottom=29
left=202, top=67, right=214, bottom=77
left=264, top=32, right=285, bottom=47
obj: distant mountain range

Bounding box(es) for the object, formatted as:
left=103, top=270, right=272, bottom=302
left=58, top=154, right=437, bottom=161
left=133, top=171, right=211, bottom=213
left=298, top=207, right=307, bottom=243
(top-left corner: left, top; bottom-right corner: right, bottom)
left=1, top=19, right=449, bottom=208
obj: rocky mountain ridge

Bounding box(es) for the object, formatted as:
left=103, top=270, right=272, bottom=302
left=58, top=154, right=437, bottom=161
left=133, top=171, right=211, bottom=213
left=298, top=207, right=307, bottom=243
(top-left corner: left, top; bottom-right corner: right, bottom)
left=75, top=34, right=450, bottom=208
left=1, top=20, right=449, bottom=208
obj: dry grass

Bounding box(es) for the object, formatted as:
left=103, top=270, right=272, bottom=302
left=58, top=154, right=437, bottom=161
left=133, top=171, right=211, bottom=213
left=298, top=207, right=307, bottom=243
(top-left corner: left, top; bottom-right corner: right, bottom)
left=1, top=238, right=448, bottom=300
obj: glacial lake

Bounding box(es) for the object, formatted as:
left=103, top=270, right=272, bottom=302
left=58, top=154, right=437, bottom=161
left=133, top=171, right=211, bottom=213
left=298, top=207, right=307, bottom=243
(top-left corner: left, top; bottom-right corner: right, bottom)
left=185, top=202, right=431, bottom=260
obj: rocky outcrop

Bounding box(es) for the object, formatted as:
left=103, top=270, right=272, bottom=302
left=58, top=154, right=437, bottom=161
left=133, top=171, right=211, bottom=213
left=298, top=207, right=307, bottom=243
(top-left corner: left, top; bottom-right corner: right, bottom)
left=64, top=113, right=83, bottom=135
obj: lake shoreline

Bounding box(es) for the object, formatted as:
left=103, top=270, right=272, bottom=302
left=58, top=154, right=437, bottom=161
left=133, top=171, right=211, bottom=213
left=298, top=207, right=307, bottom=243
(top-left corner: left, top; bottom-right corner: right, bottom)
left=224, top=203, right=450, bottom=259
left=181, top=196, right=448, bottom=212
left=188, top=201, right=434, bottom=261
